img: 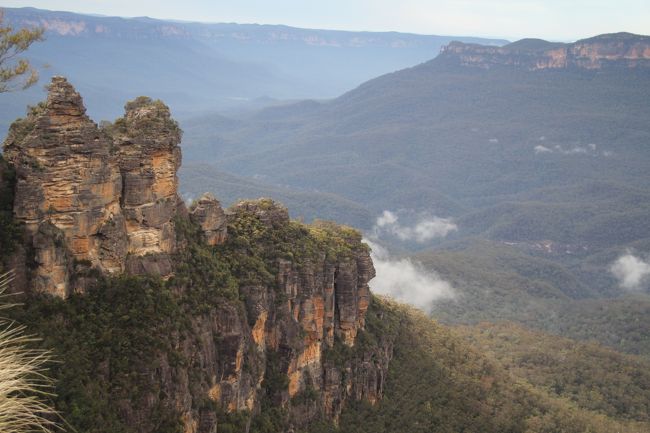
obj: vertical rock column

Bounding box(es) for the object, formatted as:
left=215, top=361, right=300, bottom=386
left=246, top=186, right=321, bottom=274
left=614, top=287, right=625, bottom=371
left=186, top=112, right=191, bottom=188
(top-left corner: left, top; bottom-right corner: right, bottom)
left=2, top=76, right=126, bottom=296
left=111, top=97, right=182, bottom=274
left=188, top=192, right=228, bottom=246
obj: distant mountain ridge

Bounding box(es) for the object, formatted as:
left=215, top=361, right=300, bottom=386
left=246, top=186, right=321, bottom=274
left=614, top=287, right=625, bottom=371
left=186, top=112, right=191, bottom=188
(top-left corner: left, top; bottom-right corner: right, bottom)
left=180, top=31, right=650, bottom=221
left=5, top=6, right=507, bottom=48
left=0, top=6, right=507, bottom=135
left=179, top=30, right=650, bottom=303
left=441, top=32, right=650, bottom=70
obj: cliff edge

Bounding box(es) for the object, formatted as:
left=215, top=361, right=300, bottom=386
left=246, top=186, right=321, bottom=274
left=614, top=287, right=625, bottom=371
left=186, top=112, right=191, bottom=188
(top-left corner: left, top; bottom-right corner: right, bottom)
left=0, top=77, right=388, bottom=432
left=440, top=32, right=650, bottom=70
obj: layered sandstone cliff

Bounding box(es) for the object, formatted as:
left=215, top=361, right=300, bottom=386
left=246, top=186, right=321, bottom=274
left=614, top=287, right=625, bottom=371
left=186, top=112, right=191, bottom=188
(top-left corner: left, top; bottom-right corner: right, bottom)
left=146, top=200, right=388, bottom=432
left=3, top=77, right=126, bottom=295
left=1, top=77, right=389, bottom=432
left=440, top=32, right=650, bottom=71
left=112, top=96, right=182, bottom=257
left=2, top=77, right=186, bottom=295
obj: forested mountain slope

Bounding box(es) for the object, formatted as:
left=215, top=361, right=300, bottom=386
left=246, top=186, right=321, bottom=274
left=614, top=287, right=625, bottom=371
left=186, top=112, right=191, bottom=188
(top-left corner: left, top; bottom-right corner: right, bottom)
left=181, top=32, right=650, bottom=292
left=184, top=33, right=650, bottom=213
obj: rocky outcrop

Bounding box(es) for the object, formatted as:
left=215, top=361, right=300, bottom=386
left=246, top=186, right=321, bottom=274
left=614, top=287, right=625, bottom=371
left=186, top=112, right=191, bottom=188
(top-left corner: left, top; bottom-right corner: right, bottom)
left=112, top=96, right=182, bottom=257
left=3, top=77, right=125, bottom=294
left=2, top=77, right=183, bottom=296
left=231, top=197, right=291, bottom=228
left=224, top=200, right=379, bottom=422
left=440, top=32, right=650, bottom=71
left=189, top=193, right=227, bottom=246
left=2, top=79, right=389, bottom=432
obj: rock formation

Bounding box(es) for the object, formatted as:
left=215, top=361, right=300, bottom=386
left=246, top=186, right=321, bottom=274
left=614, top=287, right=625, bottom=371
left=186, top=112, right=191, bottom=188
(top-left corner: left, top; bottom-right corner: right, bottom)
left=189, top=192, right=227, bottom=246
left=440, top=32, right=650, bottom=71
left=2, top=77, right=183, bottom=296
left=227, top=200, right=376, bottom=409
left=2, top=77, right=389, bottom=431
left=112, top=96, right=182, bottom=257
left=3, top=77, right=125, bottom=296
left=143, top=199, right=386, bottom=431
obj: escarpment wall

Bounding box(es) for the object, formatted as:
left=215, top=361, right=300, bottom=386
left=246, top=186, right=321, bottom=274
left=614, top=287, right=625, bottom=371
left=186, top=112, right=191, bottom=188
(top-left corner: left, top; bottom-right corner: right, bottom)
left=440, top=33, right=650, bottom=70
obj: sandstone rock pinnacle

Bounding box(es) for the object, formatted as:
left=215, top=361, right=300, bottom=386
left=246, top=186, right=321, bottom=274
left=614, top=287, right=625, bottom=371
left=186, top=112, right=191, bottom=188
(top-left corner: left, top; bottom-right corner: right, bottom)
left=2, top=77, right=187, bottom=296
left=3, top=76, right=125, bottom=295
left=189, top=192, right=228, bottom=246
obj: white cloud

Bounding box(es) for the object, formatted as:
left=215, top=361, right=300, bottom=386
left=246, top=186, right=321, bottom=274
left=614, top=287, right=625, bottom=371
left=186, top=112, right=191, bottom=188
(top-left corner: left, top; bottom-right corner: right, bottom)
left=610, top=253, right=650, bottom=291
left=565, top=146, right=588, bottom=154
left=373, top=210, right=457, bottom=243
left=365, top=239, right=454, bottom=312
left=376, top=210, right=398, bottom=227
left=534, top=143, right=610, bottom=157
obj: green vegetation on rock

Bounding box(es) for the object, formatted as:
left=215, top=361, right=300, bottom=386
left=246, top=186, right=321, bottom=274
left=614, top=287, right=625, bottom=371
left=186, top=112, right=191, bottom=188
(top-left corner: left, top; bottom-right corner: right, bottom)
left=0, top=202, right=373, bottom=433
left=0, top=154, right=20, bottom=269
left=311, top=299, right=650, bottom=433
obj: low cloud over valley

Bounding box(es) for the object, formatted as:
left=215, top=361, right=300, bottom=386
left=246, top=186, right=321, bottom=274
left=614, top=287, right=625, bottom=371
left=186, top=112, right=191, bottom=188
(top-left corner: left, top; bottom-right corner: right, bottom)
left=610, top=252, right=650, bottom=291
left=534, top=142, right=612, bottom=157
left=373, top=210, right=457, bottom=243
left=365, top=239, right=455, bottom=312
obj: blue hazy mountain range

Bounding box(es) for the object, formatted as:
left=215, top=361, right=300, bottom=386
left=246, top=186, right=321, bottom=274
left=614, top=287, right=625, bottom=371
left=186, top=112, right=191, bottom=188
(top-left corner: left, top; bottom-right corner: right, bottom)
left=0, top=6, right=506, bottom=133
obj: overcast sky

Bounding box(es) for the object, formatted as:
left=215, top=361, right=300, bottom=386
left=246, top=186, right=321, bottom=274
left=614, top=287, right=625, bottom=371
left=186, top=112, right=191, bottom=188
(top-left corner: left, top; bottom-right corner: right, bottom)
left=3, top=0, right=649, bottom=40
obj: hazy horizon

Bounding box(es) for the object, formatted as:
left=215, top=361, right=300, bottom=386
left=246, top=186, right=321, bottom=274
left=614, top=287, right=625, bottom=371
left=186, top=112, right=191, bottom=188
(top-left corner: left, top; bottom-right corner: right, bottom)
left=3, top=0, right=649, bottom=41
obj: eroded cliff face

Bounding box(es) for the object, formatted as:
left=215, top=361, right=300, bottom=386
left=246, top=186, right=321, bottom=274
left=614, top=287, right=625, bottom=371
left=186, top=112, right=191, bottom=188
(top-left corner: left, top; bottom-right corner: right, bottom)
left=229, top=201, right=377, bottom=412
left=189, top=193, right=227, bottom=246
left=66, top=199, right=388, bottom=433
left=2, top=77, right=185, bottom=295
left=3, top=77, right=125, bottom=296
left=112, top=96, right=182, bottom=258
left=441, top=32, right=650, bottom=71
left=1, top=78, right=390, bottom=432
left=166, top=199, right=385, bottom=430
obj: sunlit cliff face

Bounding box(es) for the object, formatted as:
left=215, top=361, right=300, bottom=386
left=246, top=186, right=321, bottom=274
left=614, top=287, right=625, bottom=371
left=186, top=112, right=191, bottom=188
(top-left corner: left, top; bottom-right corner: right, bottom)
left=2, top=77, right=185, bottom=296
left=441, top=34, right=650, bottom=70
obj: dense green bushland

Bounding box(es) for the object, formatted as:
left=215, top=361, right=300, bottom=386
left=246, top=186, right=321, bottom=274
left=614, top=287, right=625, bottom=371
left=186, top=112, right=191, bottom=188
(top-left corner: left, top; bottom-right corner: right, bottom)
left=309, top=300, right=650, bottom=433
left=455, top=322, right=650, bottom=423
left=417, top=240, right=650, bottom=357
left=7, top=275, right=185, bottom=433
left=0, top=200, right=371, bottom=433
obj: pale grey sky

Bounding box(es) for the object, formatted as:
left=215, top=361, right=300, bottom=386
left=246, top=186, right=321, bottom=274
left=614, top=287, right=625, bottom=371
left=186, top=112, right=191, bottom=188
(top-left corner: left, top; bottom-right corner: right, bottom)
left=2, top=0, right=649, bottom=40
